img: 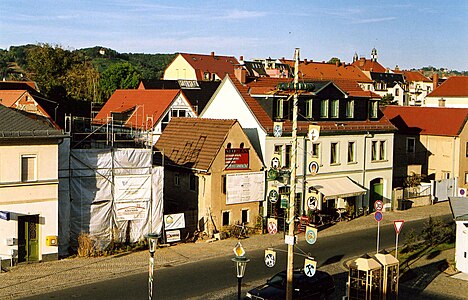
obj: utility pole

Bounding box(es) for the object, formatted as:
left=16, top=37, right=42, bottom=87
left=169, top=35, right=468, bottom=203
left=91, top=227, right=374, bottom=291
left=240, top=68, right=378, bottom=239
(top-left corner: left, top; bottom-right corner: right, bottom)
left=286, top=47, right=300, bottom=300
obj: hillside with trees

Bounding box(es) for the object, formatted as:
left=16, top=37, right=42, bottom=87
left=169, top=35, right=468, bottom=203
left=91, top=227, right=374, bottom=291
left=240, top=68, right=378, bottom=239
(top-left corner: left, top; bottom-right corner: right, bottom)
left=0, top=44, right=175, bottom=103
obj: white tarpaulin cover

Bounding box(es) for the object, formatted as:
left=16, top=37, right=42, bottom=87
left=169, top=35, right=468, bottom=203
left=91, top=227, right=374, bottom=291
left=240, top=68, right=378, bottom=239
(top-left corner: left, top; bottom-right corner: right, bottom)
left=226, top=171, right=265, bottom=205
left=312, top=177, right=366, bottom=199
left=58, top=143, right=163, bottom=256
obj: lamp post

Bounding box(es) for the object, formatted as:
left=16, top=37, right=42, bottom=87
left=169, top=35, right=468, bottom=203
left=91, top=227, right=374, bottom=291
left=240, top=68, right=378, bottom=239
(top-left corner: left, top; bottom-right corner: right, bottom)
left=146, top=233, right=160, bottom=300
left=232, top=242, right=250, bottom=300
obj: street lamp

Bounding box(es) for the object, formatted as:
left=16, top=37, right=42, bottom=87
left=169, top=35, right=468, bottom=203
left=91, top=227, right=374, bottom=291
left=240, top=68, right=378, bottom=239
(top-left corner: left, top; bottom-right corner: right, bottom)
left=232, top=242, right=250, bottom=300
left=146, top=233, right=160, bottom=300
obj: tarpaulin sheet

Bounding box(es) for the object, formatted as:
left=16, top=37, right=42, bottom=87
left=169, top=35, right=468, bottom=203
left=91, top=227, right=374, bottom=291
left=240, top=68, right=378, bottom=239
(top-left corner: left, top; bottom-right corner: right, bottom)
left=58, top=145, right=163, bottom=255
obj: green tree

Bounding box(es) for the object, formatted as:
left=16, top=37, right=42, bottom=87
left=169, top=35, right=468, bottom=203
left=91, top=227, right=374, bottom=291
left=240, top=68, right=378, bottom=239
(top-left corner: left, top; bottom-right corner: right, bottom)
left=380, top=93, right=397, bottom=107
left=100, top=62, right=141, bottom=101
left=327, top=57, right=341, bottom=64
left=64, top=60, right=101, bottom=102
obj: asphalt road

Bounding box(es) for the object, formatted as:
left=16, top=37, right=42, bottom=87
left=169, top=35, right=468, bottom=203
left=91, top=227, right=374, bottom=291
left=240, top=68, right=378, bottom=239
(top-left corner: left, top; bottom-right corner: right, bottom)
left=23, top=216, right=450, bottom=300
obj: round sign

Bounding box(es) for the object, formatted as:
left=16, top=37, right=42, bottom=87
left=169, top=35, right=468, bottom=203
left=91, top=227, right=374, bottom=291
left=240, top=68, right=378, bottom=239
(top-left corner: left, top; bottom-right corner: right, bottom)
left=374, top=211, right=383, bottom=222
left=268, top=190, right=279, bottom=204
left=273, top=124, right=282, bottom=138
left=308, top=161, right=319, bottom=175
left=374, top=200, right=383, bottom=212
left=265, top=253, right=276, bottom=267
left=308, top=128, right=319, bottom=142
left=305, top=228, right=317, bottom=245
left=268, top=221, right=278, bottom=234
left=307, top=196, right=318, bottom=210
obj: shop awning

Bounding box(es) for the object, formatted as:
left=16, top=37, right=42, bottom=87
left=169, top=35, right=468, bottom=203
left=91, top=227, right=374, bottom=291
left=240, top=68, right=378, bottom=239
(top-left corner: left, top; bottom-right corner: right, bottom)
left=312, top=177, right=366, bottom=199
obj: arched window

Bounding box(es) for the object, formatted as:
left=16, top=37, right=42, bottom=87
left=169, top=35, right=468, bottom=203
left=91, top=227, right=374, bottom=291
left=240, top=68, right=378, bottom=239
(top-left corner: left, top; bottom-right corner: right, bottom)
left=240, top=142, right=244, bottom=148
left=227, top=143, right=232, bottom=149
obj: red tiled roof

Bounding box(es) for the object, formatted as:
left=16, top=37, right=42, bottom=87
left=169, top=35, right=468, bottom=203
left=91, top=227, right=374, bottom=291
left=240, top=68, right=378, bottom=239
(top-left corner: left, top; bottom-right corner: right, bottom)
left=94, top=89, right=183, bottom=128
left=0, top=90, right=28, bottom=106
left=299, top=61, right=373, bottom=83
left=383, top=105, right=468, bottom=136
left=154, top=117, right=237, bottom=171
left=393, top=70, right=431, bottom=82
left=331, top=79, right=381, bottom=98
left=426, top=76, right=468, bottom=98
left=352, top=59, right=386, bottom=73
left=180, top=52, right=239, bottom=80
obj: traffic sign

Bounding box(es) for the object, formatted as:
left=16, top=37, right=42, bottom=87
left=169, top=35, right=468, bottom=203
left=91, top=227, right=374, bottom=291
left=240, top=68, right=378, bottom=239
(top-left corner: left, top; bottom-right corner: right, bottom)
left=307, top=196, right=318, bottom=210
left=264, top=250, right=276, bottom=268
left=305, top=226, right=317, bottom=245
left=233, top=242, right=245, bottom=257
left=267, top=218, right=278, bottom=235
left=374, top=211, right=383, bottom=222
left=374, top=200, right=383, bottom=212
left=304, top=258, right=317, bottom=277
left=394, top=220, right=405, bottom=234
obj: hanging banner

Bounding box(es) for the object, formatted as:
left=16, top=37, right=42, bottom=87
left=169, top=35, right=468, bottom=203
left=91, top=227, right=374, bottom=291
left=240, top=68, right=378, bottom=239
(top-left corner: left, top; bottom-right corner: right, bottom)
left=305, top=226, right=318, bottom=245
left=304, top=258, right=317, bottom=277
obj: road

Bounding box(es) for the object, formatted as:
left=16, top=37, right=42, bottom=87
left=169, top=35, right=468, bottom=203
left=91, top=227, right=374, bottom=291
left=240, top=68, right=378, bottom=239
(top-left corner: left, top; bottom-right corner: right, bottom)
left=23, top=216, right=450, bottom=299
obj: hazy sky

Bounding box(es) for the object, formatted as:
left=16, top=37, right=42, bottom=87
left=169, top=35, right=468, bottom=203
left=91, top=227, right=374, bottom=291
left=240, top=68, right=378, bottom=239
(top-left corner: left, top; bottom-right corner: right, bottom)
left=1, top=0, right=467, bottom=70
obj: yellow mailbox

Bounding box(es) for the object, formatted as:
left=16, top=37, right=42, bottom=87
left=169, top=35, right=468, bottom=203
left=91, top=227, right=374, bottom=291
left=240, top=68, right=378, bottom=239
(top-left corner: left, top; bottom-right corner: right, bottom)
left=46, top=235, right=58, bottom=246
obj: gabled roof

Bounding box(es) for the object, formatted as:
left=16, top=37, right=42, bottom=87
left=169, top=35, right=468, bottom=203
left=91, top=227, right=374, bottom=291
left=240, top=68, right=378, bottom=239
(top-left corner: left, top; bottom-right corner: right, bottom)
left=370, top=72, right=405, bottom=87
left=138, top=79, right=220, bottom=113
left=0, top=105, right=63, bottom=139
left=154, top=117, right=237, bottom=172
left=94, top=89, right=184, bottom=128
left=352, top=58, right=386, bottom=73
left=383, top=105, right=468, bottom=136
left=179, top=52, right=239, bottom=80
left=427, top=76, right=468, bottom=98
left=393, top=70, right=431, bottom=82
left=0, top=81, right=39, bottom=92
left=0, top=90, right=29, bottom=106
left=299, top=61, right=373, bottom=83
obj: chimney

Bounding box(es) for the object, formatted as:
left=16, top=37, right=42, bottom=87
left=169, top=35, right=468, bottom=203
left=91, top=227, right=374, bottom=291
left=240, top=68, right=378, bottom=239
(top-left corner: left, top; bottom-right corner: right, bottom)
left=239, top=55, right=244, bottom=62
left=335, top=61, right=340, bottom=67
left=211, top=51, right=215, bottom=57
left=433, top=73, right=439, bottom=91
left=395, top=65, right=400, bottom=71
left=304, top=59, right=308, bottom=64
left=234, top=66, right=247, bottom=84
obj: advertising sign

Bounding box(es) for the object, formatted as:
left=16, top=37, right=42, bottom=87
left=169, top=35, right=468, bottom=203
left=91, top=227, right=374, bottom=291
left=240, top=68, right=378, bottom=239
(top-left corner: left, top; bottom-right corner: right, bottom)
left=165, top=230, right=181, bottom=243
left=304, top=258, right=317, bottom=277
left=225, top=148, right=249, bottom=170
left=115, top=202, right=147, bottom=221
left=164, top=213, right=185, bottom=230
left=305, top=226, right=318, bottom=245
left=226, top=171, right=265, bottom=205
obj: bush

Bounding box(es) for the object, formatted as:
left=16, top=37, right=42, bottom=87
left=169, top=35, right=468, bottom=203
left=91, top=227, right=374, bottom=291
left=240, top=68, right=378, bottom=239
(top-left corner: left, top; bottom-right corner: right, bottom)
left=422, top=216, right=454, bottom=246
left=77, top=232, right=95, bottom=257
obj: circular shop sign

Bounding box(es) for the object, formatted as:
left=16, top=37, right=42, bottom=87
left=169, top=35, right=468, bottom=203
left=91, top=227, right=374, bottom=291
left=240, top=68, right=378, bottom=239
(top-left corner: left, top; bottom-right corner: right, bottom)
left=307, top=196, right=318, bottom=210
left=268, top=189, right=279, bottom=204
left=308, top=161, right=319, bottom=175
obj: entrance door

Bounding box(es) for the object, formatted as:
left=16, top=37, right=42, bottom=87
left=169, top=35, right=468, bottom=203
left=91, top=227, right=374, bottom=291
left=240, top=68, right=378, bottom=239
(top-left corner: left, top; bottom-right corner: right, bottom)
left=18, top=215, right=39, bottom=263
left=370, top=178, right=384, bottom=212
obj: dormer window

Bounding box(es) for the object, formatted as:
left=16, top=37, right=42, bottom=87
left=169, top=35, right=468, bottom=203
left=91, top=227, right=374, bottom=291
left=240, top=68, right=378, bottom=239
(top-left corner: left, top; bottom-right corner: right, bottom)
left=320, top=99, right=329, bottom=118
left=346, top=100, right=354, bottom=118
left=369, top=101, right=378, bottom=119
left=204, top=72, right=210, bottom=80
left=330, top=99, right=339, bottom=118
left=276, top=98, right=284, bottom=119
left=305, top=99, right=313, bottom=118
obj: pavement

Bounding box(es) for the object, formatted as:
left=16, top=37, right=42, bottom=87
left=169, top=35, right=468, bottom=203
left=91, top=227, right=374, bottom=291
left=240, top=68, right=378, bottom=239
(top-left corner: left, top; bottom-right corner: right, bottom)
left=1, top=201, right=467, bottom=299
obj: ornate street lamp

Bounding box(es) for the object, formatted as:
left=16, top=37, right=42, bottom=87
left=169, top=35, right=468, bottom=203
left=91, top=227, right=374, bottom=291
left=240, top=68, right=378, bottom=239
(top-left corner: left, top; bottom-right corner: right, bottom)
left=146, top=233, right=160, bottom=300
left=232, top=242, right=250, bottom=300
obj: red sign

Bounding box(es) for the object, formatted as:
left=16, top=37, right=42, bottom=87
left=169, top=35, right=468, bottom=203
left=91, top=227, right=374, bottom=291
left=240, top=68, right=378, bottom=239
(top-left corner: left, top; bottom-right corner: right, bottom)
left=225, top=148, right=249, bottom=170
left=374, top=200, right=383, bottom=212
left=394, top=220, right=405, bottom=234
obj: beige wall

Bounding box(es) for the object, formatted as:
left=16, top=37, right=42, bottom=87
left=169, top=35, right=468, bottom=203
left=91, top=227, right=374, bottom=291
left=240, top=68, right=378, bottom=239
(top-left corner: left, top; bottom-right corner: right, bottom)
left=0, top=141, right=59, bottom=263
left=458, top=124, right=468, bottom=188
left=198, top=122, right=264, bottom=233
left=163, top=55, right=197, bottom=80
left=420, top=135, right=458, bottom=181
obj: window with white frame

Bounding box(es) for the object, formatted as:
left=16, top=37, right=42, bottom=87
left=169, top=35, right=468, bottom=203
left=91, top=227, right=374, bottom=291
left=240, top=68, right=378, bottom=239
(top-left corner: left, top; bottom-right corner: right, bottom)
left=276, top=99, right=284, bottom=119
left=21, top=155, right=36, bottom=182
left=311, top=143, right=320, bottom=158
left=371, top=140, right=387, bottom=161
left=346, top=100, right=354, bottom=118
left=348, top=141, right=356, bottom=163
left=371, top=141, right=378, bottom=161
left=222, top=211, right=230, bottom=226
left=330, top=142, right=339, bottom=164
left=320, top=99, right=329, bottom=118
left=331, top=99, right=339, bottom=118
left=305, top=99, right=313, bottom=118
left=465, top=172, right=468, bottom=184
left=241, top=209, right=249, bottom=224
left=407, top=137, right=415, bottom=153
left=370, top=100, right=378, bottom=118
left=379, top=140, right=387, bottom=160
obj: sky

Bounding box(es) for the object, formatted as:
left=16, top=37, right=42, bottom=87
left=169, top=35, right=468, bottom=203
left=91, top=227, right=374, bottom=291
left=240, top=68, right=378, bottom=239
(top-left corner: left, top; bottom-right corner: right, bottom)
left=1, top=0, right=467, bottom=71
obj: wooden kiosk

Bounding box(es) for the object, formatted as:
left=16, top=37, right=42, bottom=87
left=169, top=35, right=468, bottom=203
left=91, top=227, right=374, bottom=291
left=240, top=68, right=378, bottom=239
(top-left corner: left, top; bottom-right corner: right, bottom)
left=374, top=253, right=399, bottom=299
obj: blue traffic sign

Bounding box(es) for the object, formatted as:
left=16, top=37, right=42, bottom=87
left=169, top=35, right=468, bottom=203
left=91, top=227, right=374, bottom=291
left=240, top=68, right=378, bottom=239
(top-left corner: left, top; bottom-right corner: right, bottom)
left=374, top=211, right=383, bottom=222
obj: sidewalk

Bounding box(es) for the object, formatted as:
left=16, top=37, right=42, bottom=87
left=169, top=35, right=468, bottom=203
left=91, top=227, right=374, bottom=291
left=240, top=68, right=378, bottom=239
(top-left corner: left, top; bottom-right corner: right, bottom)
left=1, top=201, right=466, bottom=299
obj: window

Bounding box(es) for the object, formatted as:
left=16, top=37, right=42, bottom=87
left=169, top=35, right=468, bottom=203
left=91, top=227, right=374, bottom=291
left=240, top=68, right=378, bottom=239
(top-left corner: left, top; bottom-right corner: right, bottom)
left=222, top=175, right=226, bottom=194
left=330, top=142, right=339, bottom=164
left=241, top=209, right=249, bottom=224
left=369, top=101, right=378, bottom=118
left=371, top=141, right=378, bottom=161
left=311, top=143, right=320, bottom=158
left=161, top=113, right=170, bottom=130
left=222, top=211, right=230, bottom=226
left=189, top=173, right=196, bottom=191
left=174, top=173, right=180, bottom=186
left=464, top=173, right=468, bottom=185
left=331, top=99, right=339, bottom=118
left=274, top=145, right=282, bottom=154
left=465, top=142, right=468, bottom=157
left=285, top=144, right=292, bottom=168
left=443, top=172, right=450, bottom=179
left=276, top=99, right=284, bottom=119
left=348, top=141, right=355, bottom=163
left=379, top=141, right=387, bottom=160
left=320, top=99, right=329, bottom=118
left=346, top=100, right=354, bottom=118
left=395, top=88, right=399, bottom=96
left=171, top=109, right=186, bottom=117
left=407, top=138, right=415, bottom=153
left=21, top=155, right=36, bottom=182
left=240, top=142, right=244, bottom=149
left=227, top=143, right=232, bottom=149
left=305, top=99, right=313, bottom=118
